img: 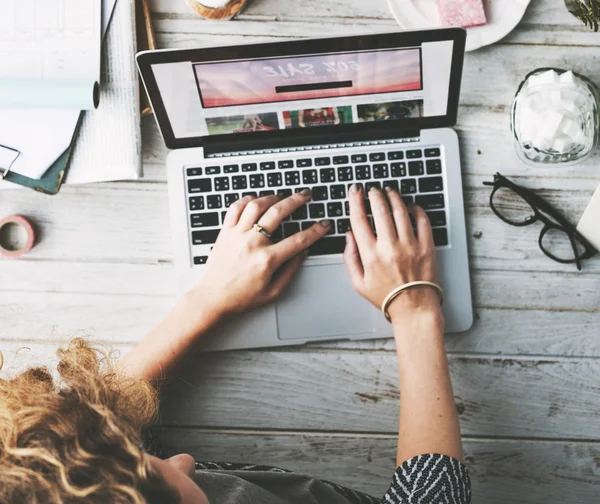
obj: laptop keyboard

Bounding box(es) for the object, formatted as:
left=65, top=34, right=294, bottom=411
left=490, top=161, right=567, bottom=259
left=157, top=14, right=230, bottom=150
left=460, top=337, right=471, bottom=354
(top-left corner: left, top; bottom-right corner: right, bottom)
left=186, top=145, right=449, bottom=265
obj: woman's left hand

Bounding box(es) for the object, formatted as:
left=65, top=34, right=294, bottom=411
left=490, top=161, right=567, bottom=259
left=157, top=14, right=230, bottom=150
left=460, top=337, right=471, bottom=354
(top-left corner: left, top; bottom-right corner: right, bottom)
left=189, top=191, right=333, bottom=318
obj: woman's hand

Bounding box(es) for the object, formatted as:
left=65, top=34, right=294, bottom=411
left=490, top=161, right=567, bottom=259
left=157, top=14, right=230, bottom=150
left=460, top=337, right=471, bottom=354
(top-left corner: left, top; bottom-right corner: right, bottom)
left=343, top=184, right=441, bottom=323
left=190, top=191, right=332, bottom=318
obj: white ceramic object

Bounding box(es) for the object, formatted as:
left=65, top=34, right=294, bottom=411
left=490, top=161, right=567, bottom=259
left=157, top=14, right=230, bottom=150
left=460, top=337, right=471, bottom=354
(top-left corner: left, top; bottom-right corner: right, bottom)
left=387, top=0, right=533, bottom=52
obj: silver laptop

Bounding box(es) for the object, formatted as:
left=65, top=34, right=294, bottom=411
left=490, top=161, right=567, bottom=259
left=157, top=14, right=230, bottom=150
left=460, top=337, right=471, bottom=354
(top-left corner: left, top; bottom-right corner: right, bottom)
left=137, top=28, right=473, bottom=351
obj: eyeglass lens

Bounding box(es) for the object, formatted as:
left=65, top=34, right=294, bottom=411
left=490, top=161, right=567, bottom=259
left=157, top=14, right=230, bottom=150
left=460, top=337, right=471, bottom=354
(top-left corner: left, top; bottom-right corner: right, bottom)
left=491, top=186, right=536, bottom=225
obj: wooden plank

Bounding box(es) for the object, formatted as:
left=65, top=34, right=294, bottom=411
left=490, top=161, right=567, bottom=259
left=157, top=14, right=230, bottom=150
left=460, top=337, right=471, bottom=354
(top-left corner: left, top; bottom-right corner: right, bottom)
left=152, top=351, right=600, bottom=439
left=156, top=429, right=600, bottom=503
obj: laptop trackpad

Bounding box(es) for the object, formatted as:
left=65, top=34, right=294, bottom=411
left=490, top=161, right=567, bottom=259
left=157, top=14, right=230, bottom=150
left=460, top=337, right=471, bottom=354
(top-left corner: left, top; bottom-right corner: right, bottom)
left=276, top=263, right=375, bottom=341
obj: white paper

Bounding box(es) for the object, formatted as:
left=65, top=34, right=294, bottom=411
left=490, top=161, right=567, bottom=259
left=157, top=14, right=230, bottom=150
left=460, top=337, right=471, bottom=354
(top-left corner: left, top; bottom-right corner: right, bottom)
left=65, top=0, right=142, bottom=184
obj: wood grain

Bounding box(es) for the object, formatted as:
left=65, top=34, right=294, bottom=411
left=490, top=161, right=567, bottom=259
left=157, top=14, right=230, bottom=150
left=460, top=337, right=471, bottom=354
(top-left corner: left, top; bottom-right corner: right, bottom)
left=155, top=429, right=600, bottom=503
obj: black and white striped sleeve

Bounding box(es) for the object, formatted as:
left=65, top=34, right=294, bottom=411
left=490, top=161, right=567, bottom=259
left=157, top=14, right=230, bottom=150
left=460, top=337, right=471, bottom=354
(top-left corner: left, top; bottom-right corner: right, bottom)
left=381, top=454, right=471, bottom=504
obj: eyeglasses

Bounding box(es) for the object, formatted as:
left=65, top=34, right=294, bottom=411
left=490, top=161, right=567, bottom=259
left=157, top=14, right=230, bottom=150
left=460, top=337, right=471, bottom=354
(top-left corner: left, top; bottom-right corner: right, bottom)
left=483, top=173, right=597, bottom=270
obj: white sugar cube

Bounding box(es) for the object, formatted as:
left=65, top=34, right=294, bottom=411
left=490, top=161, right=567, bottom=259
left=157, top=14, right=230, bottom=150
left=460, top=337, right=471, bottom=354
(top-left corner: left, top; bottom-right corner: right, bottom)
left=559, top=70, right=576, bottom=83
left=528, top=70, right=559, bottom=87
left=560, top=117, right=583, bottom=139
left=553, top=134, right=573, bottom=153
left=534, top=133, right=554, bottom=151
left=539, top=109, right=566, bottom=139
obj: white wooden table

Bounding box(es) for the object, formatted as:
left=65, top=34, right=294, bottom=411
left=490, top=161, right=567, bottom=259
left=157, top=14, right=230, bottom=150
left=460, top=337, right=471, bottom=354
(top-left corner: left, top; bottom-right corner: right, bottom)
left=2, top=1, right=600, bottom=502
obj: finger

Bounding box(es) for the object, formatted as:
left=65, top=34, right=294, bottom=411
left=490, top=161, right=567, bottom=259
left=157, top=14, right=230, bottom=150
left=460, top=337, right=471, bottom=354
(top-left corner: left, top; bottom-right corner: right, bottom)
left=413, top=205, right=435, bottom=251
left=343, top=231, right=364, bottom=289
left=237, top=195, right=281, bottom=230
left=266, top=253, right=305, bottom=301
left=348, top=183, right=375, bottom=255
left=257, top=188, right=312, bottom=232
left=385, top=187, right=415, bottom=242
left=271, top=219, right=332, bottom=265
left=369, top=187, right=397, bottom=242
left=223, top=195, right=256, bottom=228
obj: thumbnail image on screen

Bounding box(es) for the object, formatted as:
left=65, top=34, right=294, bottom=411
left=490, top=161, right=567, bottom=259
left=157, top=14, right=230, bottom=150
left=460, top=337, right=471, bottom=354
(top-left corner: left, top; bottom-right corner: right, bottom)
left=357, top=100, right=424, bottom=122
left=206, top=112, right=279, bottom=135
left=283, top=106, right=353, bottom=129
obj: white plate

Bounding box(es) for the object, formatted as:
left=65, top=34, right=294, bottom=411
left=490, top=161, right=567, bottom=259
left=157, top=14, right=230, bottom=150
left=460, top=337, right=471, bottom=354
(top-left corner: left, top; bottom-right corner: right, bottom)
left=387, top=0, right=532, bottom=52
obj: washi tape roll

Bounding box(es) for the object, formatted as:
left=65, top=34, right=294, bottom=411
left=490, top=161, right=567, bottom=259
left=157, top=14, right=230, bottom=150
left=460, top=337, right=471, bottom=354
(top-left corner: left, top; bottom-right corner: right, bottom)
left=0, top=215, right=35, bottom=258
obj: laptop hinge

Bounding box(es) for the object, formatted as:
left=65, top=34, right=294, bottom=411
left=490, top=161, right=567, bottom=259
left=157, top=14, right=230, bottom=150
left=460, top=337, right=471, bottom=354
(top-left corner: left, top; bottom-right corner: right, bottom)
left=203, top=126, right=421, bottom=158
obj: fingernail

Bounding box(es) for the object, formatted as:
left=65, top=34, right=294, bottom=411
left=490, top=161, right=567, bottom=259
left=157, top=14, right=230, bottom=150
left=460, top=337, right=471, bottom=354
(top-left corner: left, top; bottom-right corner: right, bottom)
left=350, top=183, right=360, bottom=193
left=369, top=186, right=378, bottom=193
left=300, top=188, right=311, bottom=196
left=385, top=186, right=393, bottom=192
left=319, top=219, right=333, bottom=228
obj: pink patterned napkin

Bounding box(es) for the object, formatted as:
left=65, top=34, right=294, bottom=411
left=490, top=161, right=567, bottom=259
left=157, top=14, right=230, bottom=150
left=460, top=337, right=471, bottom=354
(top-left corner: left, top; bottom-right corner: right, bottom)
left=436, top=0, right=487, bottom=27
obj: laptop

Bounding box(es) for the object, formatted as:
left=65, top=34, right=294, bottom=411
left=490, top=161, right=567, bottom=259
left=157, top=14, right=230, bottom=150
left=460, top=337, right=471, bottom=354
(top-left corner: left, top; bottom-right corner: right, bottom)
left=136, top=28, right=473, bottom=351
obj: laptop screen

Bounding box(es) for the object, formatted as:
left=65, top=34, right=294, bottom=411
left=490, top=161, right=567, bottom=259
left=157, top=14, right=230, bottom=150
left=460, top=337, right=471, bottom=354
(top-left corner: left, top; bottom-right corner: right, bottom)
left=138, top=29, right=465, bottom=148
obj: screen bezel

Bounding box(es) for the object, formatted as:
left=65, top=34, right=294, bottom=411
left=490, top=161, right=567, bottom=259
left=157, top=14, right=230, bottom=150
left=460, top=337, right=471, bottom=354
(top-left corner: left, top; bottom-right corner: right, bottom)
left=137, top=28, right=466, bottom=150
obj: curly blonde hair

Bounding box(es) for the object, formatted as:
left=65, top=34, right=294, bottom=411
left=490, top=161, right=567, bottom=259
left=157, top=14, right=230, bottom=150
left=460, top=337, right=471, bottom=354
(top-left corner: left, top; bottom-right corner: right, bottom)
left=0, top=338, right=180, bottom=504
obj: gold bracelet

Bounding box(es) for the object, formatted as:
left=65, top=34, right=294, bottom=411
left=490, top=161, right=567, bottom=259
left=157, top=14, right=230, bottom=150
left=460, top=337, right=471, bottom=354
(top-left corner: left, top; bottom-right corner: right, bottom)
left=381, top=281, right=444, bottom=323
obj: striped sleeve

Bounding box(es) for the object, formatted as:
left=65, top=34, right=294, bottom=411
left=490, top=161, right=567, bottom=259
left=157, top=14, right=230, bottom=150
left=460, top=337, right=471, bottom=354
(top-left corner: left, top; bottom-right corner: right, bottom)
left=381, top=454, right=471, bottom=504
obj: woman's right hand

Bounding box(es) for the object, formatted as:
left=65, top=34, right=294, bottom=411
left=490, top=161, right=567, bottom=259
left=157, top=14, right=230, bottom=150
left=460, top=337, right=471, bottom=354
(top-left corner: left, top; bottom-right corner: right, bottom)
left=343, top=184, right=442, bottom=323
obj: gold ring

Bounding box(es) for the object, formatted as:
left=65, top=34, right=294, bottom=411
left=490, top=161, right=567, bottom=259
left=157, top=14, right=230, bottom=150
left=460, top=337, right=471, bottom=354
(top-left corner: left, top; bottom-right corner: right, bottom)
left=253, top=223, right=272, bottom=239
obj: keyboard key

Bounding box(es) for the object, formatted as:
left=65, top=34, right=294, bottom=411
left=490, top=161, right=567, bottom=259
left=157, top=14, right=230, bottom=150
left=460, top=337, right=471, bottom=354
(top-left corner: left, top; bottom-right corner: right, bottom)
left=427, top=211, right=447, bottom=227
left=408, top=161, right=424, bottom=176
left=309, top=203, right=326, bottom=219
left=285, top=171, right=300, bottom=185
left=224, top=193, right=239, bottom=207
left=302, top=221, right=317, bottom=231
left=250, top=174, right=265, bottom=189
left=191, top=212, right=219, bottom=228
left=416, top=193, right=445, bottom=210
left=433, top=228, right=448, bottom=246
left=278, top=160, right=294, bottom=169
left=187, top=178, right=212, bottom=193
left=388, top=151, right=404, bottom=160
left=315, top=157, right=331, bottom=166
left=193, top=256, right=208, bottom=265
left=260, top=161, right=276, bottom=170
left=242, top=191, right=258, bottom=197
left=232, top=175, right=247, bottom=190
left=224, top=164, right=239, bottom=173
left=401, top=179, right=417, bottom=194
left=221, top=211, right=227, bottom=223
left=327, top=202, right=343, bottom=217
left=214, top=177, right=229, bottom=191
left=365, top=181, right=381, bottom=192
left=295, top=187, right=310, bottom=194
left=391, top=162, right=406, bottom=177
left=351, top=153, right=367, bottom=163
left=259, top=190, right=275, bottom=197
left=330, top=184, right=346, bottom=200
left=309, top=236, right=346, bottom=256
left=242, top=163, right=258, bottom=172
left=292, top=205, right=308, bottom=220
left=189, top=196, right=204, bottom=211
left=337, top=218, right=351, bottom=234
left=277, top=189, right=293, bottom=198
left=364, top=199, right=372, bottom=214
left=373, top=163, right=389, bottom=179
left=206, top=195, right=222, bottom=209
left=187, top=167, right=203, bottom=177
left=337, top=166, right=353, bottom=182
left=369, top=152, right=385, bottom=162
left=355, top=165, right=371, bottom=180
left=407, top=149, right=423, bottom=159
left=192, top=229, right=220, bottom=245
left=267, top=172, right=283, bottom=187
left=205, top=166, right=220, bottom=175
left=283, top=222, right=300, bottom=237
left=344, top=201, right=350, bottom=216
left=313, top=186, right=328, bottom=201
left=419, top=176, right=444, bottom=193
left=303, top=169, right=318, bottom=185
left=333, top=155, right=349, bottom=165
left=271, top=225, right=283, bottom=241
left=426, top=159, right=442, bottom=174
left=383, top=180, right=399, bottom=192
left=425, top=148, right=441, bottom=157
left=402, top=196, right=414, bottom=205
left=320, top=168, right=336, bottom=183
left=297, top=158, right=312, bottom=167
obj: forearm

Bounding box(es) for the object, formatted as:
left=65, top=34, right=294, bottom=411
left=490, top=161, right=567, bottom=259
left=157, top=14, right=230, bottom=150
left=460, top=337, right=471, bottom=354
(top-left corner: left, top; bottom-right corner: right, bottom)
left=392, top=307, right=462, bottom=466
left=117, top=290, right=223, bottom=383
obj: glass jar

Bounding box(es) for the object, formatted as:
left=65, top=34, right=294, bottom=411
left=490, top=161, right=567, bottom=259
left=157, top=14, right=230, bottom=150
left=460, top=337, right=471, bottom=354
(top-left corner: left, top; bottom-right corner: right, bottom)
left=511, top=67, right=600, bottom=167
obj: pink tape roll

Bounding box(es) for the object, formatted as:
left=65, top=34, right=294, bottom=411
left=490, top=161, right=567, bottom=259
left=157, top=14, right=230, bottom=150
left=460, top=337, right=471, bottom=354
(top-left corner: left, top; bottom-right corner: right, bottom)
left=0, top=215, right=35, bottom=258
